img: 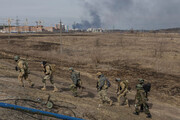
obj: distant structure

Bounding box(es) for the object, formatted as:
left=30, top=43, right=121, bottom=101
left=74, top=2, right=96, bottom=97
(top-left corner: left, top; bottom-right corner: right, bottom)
left=16, top=16, right=20, bottom=33
left=1, top=20, right=69, bottom=33
left=87, top=28, right=103, bottom=33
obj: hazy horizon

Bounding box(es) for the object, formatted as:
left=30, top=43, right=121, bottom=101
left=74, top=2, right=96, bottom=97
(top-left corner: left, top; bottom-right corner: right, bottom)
left=0, top=0, right=180, bottom=30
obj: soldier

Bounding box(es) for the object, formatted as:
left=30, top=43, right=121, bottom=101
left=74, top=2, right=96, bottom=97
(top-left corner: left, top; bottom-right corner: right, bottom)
left=41, top=61, right=58, bottom=92
left=69, top=67, right=82, bottom=97
left=115, top=78, right=129, bottom=106
left=96, top=72, right=113, bottom=106
left=134, top=78, right=152, bottom=118
left=14, top=56, right=34, bottom=87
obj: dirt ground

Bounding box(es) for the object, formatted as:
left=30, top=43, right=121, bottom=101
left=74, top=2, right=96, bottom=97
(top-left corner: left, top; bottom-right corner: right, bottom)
left=0, top=33, right=179, bottom=120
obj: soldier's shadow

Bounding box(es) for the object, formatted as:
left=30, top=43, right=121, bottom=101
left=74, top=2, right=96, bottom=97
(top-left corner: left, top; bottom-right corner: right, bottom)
left=61, top=87, right=70, bottom=92
left=110, top=97, right=117, bottom=102
left=128, top=99, right=153, bottom=109
left=36, top=86, right=54, bottom=91
left=80, top=91, right=95, bottom=98
left=148, top=103, right=153, bottom=109
left=61, top=87, right=96, bottom=98
left=128, top=99, right=135, bottom=106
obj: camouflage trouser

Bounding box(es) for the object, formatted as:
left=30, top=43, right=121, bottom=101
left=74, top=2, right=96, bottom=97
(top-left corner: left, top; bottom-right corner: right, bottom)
left=98, top=89, right=111, bottom=103
left=18, top=72, right=33, bottom=86
left=70, top=84, right=78, bottom=96
left=117, top=90, right=128, bottom=105
left=77, top=80, right=82, bottom=89
left=42, top=75, right=54, bottom=84
left=135, top=99, right=150, bottom=114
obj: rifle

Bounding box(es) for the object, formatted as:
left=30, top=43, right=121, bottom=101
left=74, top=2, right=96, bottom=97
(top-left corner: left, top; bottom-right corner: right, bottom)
left=15, top=66, right=18, bottom=71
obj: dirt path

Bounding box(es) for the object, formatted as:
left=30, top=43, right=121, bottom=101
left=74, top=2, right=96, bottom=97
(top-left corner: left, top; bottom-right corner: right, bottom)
left=0, top=60, right=180, bottom=120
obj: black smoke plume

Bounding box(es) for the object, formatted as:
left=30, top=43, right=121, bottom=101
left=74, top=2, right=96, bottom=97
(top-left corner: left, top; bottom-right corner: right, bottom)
left=72, top=1, right=102, bottom=30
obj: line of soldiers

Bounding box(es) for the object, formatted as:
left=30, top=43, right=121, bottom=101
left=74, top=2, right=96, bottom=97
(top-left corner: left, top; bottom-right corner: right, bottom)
left=95, top=72, right=152, bottom=118
left=14, top=55, right=151, bottom=118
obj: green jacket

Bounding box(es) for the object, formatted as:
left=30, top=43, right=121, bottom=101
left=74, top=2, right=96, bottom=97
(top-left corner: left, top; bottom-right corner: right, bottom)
left=70, top=71, right=80, bottom=85
left=135, top=83, right=147, bottom=103
left=97, top=75, right=110, bottom=91
left=17, top=59, right=29, bottom=74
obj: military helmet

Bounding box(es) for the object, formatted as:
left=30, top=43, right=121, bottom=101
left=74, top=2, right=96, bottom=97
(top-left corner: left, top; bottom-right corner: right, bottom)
left=136, top=84, right=143, bottom=90
left=69, top=67, right=74, bottom=71
left=115, top=78, right=121, bottom=82
left=138, top=78, right=144, bottom=83
left=96, top=72, right=102, bottom=76
left=14, top=56, right=20, bottom=61
left=41, top=61, right=47, bottom=66
left=46, top=101, right=53, bottom=109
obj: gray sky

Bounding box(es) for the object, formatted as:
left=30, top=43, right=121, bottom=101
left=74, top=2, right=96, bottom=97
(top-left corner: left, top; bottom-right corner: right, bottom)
left=0, top=0, right=180, bottom=30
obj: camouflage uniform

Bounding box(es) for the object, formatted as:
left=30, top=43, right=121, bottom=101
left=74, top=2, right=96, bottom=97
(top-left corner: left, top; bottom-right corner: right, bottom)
left=41, top=62, right=58, bottom=92
left=69, top=68, right=82, bottom=97
left=15, top=56, right=34, bottom=87
left=96, top=72, right=112, bottom=105
left=134, top=79, right=151, bottom=118
left=116, top=79, right=129, bottom=106
left=42, top=64, right=54, bottom=84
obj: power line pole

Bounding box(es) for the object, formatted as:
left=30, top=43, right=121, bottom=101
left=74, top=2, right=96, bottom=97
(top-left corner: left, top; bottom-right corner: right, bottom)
left=59, top=20, right=63, bottom=54
left=8, top=18, right=13, bottom=39
left=25, top=18, right=28, bottom=26
left=35, top=21, right=38, bottom=26
left=24, top=18, right=28, bottom=33
left=16, top=16, right=20, bottom=33
left=35, top=21, right=38, bottom=32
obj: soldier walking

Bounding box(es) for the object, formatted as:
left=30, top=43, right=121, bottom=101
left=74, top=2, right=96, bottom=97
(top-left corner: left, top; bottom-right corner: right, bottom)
left=96, top=72, right=113, bottom=106
left=41, top=61, right=58, bottom=92
left=69, top=67, right=82, bottom=97
left=115, top=78, right=129, bottom=106
left=14, top=56, right=34, bottom=87
left=134, top=78, right=152, bottom=118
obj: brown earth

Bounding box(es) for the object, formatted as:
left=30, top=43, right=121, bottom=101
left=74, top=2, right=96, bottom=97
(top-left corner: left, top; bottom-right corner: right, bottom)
left=0, top=33, right=179, bottom=120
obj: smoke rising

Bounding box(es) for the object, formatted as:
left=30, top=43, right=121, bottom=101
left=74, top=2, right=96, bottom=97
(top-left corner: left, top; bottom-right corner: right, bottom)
left=75, top=0, right=180, bottom=30
left=73, top=1, right=102, bottom=29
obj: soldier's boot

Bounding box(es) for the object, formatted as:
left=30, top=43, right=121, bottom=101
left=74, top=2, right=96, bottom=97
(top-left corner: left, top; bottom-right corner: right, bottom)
left=53, top=85, right=58, bottom=92
left=20, top=84, right=25, bottom=87
left=41, top=87, right=46, bottom=91
left=73, top=91, right=78, bottom=97
left=146, top=113, right=152, bottom=118
left=98, top=100, right=104, bottom=108
left=133, top=112, right=139, bottom=115
left=73, top=93, right=78, bottom=97
left=20, top=82, right=25, bottom=87
left=29, top=82, right=35, bottom=88
left=109, top=100, right=113, bottom=106
left=31, top=83, right=35, bottom=88
left=72, top=87, right=78, bottom=97
left=27, top=78, right=34, bottom=88
left=125, top=99, right=130, bottom=107
left=41, top=83, right=47, bottom=91
left=20, top=82, right=24, bottom=87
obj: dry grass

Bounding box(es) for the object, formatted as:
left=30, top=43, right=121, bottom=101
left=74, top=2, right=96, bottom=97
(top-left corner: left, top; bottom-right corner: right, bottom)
left=1, top=32, right=180, bottom=76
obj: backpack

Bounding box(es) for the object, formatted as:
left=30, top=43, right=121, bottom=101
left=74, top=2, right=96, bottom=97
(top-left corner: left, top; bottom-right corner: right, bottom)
left=75, top=71, right=80, bottom=80
left=105, top=79, right=111, bottom=88
left=143, top=83, right=151, bottom=93
left=123, top=80, right=129, bottom=88
left=49, top=64, right=56, bottom=73
left=123, top=80, right=131, bottom=90
left=23, top=61, right=28, bottom=70
left=22, top=60, right=30, bottom=74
